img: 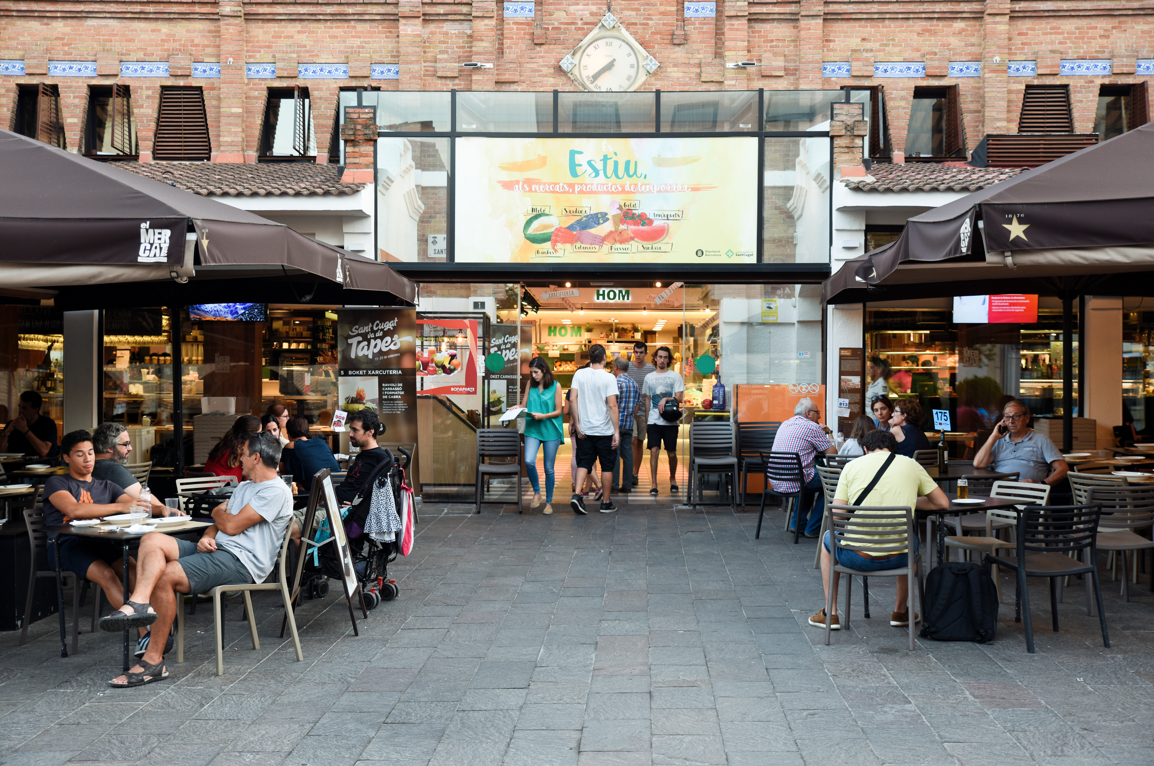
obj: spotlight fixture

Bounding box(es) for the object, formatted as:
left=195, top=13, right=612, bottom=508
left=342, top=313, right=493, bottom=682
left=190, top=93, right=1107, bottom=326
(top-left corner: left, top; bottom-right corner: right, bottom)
left=642, top=308, right=647, bottom=315
left=579, top=309, right=584, bottom=315
left=564, top=281, right=571, bottom=288
left=655, top=282, right=662, bottom=287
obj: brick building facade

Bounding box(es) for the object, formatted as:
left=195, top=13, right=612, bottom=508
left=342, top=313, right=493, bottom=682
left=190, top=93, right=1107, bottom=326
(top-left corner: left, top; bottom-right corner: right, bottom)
left=2, top=0, right=1152, bottom=163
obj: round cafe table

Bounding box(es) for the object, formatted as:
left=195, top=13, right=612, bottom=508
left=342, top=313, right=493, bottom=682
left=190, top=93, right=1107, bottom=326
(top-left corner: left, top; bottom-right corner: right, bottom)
left=918, top=493, right=1023, bottom=568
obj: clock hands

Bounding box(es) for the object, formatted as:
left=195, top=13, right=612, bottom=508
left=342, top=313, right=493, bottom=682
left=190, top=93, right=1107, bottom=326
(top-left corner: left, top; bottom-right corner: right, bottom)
left=590, top=58, right=617, bottom=82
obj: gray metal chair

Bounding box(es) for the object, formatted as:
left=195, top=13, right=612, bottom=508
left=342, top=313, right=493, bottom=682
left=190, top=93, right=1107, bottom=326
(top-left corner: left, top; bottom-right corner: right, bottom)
left=20, top=508, right=102, bottom=654
left=687, top=422, right=737, bottom=512
left=1088, top=485, right=1154, bottom=601
left=125, top=461, right=152, bottom=485
left=475, top=428, right=523, bottom=514
left=823, top=504, right=924, bottom=651
left=1068, top=472, right=1128, bottom=504
left=824, top=454, right=857, bottom=469
left=755, top=451, right=807, bottom=542
left=736, top=422, right=779, bottom=507
left=912, top=450, right=938, bottom=467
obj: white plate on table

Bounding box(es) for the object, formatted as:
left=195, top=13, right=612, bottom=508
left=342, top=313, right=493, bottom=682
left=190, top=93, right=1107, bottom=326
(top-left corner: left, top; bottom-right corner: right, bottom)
left=1113, top=471, right=1150, bottom=477
left=151, top=515, right=192, bottom=525
left=70, top=519, right=100, bottom=526
left=103, top=512, right=150, bottom=524
left=953, top=498, right=987, bottom=504
left=1063, top=453, right=1091, bottom=459
left=1117, top=456, right=1145, bottom=461
left=23, top=464, right=51, bottom=470
left=0, top=483, right=32, bottom=490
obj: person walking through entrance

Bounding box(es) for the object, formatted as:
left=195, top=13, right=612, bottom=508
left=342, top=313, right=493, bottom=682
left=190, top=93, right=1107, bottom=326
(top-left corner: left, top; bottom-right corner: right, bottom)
left=642, top=346, right=685, bottom=496
left=626, top=342, right=655, bottom=488
left=611, top=356, right=640, bottom=494
left=569, top=344, right=620, bottom=515
left=520, top=357, right=564, bottom=515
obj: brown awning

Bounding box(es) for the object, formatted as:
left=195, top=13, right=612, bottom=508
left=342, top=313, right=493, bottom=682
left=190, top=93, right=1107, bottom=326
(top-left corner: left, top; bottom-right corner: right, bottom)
left=0, top=130, right=415, bottom=304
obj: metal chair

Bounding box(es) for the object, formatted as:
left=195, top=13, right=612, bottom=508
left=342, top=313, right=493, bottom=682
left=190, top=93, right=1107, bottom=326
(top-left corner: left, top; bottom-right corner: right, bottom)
left=20, top=508, right=102, bottom=654
left=475, top=428, right=523, bottom=514
left=687, top=422, right=737, bottom=512
left=174, top=475, right=238, bottom=514
left=1068, top=472, right=1127, bottom=504
left=736, top=422, right=779, bottom=507
left=823, top=454, right=858, bottom=469
left=823, top=504, right=924, bottom=651
left=755, top=451, right=809, bottom=542
left=935, top=472, right=1021, bottom=552
left=985, top=504, right=1109, bottom=654
left=125, top=461, right=152, bottom=485
left=912, top=450, right=938, bottom=467
left=814, top=465, right=873, bottom=618
left=176, top=521, right=303, bottom=676
left=1088, top=485, right=1154, bottom=602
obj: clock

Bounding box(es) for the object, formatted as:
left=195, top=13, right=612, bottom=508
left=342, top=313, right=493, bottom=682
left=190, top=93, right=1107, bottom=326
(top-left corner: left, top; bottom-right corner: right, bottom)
left=560, top=13, right=659, bottom=93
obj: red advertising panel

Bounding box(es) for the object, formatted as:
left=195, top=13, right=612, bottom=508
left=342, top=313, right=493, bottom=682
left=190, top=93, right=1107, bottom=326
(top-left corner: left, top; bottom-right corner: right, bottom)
left=988, top=294, right=1038, bottom=323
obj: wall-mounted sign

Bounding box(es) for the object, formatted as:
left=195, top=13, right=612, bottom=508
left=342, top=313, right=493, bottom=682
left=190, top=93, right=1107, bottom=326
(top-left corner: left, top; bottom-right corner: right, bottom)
left=427, top=234, right=447, bottom=259
left=760, top=300, right=778, bottom=323
left=455, top=136, right=758, bottom=264
left=539, top=288, right=581, bottom=301
left=545, top=325, right=585, bottom=338
left=653, top=282, right=683, bottom=305
left=338, top=308, right=418, bottom=445
left=595, top=288, right=631, bottom=302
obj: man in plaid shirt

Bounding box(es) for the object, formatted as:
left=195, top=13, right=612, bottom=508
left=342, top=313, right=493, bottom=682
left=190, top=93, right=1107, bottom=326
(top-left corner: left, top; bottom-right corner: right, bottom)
left=771, top=397, right=835, bottom=537
left=611, top=357, right=640, bottom=493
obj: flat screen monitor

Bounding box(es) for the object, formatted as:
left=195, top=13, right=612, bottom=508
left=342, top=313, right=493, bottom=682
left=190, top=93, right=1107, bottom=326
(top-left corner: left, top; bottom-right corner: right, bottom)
left=952, top=294, right=1037, bottom=324
left=189, top=303, right=268, bottom=322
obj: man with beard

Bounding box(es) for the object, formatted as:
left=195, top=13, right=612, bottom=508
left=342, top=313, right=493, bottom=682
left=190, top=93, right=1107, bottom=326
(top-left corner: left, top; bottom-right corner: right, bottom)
left=92, top=422, right=166, bottom=513
left=642, top=346, right=685, bottom=496
left=335, top=409, right=389, bottom=507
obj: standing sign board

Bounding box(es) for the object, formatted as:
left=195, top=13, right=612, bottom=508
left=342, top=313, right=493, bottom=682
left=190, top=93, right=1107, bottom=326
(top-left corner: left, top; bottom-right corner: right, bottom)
left=337, top=309, right=418, bottom=446
left=837, top=348, right=864, bottom=437
left=321, top=474, right=369, bottom=626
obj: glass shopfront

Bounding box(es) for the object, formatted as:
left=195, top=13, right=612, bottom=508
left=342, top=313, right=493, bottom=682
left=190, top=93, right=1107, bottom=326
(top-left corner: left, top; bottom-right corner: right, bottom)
left=1, top=307, right=65, bottom=439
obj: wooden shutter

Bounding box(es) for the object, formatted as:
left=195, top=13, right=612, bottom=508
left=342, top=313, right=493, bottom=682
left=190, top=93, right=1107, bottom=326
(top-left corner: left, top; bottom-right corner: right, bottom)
left=109, top=83, right=133, bottom=155
left=944, top=84, right=966, bottom=157
left=1018, top=85, right=1072, bottom=133
left=1129, top=82, right=1149, bottom=130
left=986, top=133, right=1098, bottom=168
left=153, top=86, right=211, bottom=161
left=292, top=86, right=310, bottom=157
left=36, top=84, right=64, bottom=148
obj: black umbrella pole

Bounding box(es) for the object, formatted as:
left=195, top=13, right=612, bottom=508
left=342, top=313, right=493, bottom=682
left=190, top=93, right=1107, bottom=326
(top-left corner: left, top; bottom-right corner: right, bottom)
left=1062, top=288, right=1074, bottom=453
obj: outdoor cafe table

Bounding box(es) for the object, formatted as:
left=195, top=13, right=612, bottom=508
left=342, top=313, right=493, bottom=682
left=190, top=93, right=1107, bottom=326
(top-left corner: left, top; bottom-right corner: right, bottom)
left=917, top=494, right=1023, bottom=567
left=47, top=519, right=211, bottom=671
left=0, top=485, right=35, bottom=523
left=924, top=466, right=1007, bottom=486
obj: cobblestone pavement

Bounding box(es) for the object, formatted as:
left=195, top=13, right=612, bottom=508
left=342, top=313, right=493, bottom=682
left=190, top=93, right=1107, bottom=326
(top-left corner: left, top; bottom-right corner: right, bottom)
left=3, top=497, right=1153, bottom=766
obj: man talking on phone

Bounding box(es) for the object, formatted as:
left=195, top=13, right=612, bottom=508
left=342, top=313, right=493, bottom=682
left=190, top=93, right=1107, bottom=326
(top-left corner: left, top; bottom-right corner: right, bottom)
left=973, top=399, right=1068, bottom=487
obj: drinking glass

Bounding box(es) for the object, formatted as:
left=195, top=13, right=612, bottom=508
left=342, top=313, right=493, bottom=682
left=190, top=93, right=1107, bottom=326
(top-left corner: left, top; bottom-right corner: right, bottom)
left=164, top=497, right=182, bottom=517
left=957, top=478, right=969, bottom=500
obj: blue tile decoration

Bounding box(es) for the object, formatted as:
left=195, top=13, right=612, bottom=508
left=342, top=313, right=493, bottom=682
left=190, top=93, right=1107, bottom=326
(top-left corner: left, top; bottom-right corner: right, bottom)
left=504, top=2, right=534, bottom=17
left=298, top=63, right=349, bottom=79
left=0, top=60, right=25, bottom=76
left=1008, top=60, right=1036, bottom=77
left=246, top=63, right=276, bottom=79
left=684, top=2, right=716, bottom=18
left=371, top=64, right=400, bottom=80
left=48, top=61, right=97, bottom=77
left=874, top=62, right=926, bottom=78
left=822, top=62, right=850, bottom=78
left=120, top=61, right=170, bottom=78
left=948, top=61, right=981, bottom=78
left=1060, top=59, right=1111, bottom=76
left=1138, top=59, right=1154, bottom=76
left=192, top=63, right=221, bottom=78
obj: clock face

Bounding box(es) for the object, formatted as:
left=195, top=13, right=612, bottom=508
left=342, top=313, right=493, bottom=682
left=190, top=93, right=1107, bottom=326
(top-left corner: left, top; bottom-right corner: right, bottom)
left=576, top=36, right=641, bottom=92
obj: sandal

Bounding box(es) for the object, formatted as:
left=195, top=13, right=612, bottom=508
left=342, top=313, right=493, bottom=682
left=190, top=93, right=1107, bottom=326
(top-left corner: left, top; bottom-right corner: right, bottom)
left=99, top=600, right=158, bottom=632
left=109, top=659, right=168, bottom=688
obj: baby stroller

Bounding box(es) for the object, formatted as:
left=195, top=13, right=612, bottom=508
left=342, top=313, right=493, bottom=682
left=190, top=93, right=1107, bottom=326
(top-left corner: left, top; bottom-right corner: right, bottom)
left=302, top=447, right=414, bottom=610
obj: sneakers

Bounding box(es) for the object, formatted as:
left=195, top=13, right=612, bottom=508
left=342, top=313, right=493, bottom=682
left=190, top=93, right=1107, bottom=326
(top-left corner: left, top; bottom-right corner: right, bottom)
left=531, top=493, right=542, bottom=509
left=542, top=503, right=553, bottom=515
left=890, top=610, right=921, bottom=627
left=670, top=484, right=679, bottom=493
left=632, top=475, right=639, bottom=486
left=591, top=487, right=603, bottom=501
left=570, top=494, right=587, bottom=515
left=134, top=626, right=175, bottom=658
left=649, top=488, right=659, bottom=496
left=808, top=609, right=840, bottom=630
left=599, top=501, right=617, bottom=514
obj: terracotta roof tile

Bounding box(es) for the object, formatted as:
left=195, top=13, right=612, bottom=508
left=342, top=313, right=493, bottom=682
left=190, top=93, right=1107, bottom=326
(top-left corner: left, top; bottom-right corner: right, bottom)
left=842, top=162, right=1027, bottom=193
left=116, top=161, right=365, bottom=197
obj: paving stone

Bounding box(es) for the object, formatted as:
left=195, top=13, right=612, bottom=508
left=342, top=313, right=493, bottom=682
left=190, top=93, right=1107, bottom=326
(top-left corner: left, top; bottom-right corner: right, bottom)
left=585, top=692, right=652, bottom=721
left=502, top=729, right=580, bottom=766
left=580, top=720, right=651, bottom=752
left=516, top=703, right=586, bottom=730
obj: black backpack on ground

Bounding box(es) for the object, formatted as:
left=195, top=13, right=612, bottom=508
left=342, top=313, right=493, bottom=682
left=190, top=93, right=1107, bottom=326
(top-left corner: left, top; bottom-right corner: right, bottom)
left=919, top=562, right=999, bottom=643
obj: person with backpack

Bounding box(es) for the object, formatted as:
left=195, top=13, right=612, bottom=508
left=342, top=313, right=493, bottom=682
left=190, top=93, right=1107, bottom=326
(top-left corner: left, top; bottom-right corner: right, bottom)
left=808, top=429, right=949, bottom=631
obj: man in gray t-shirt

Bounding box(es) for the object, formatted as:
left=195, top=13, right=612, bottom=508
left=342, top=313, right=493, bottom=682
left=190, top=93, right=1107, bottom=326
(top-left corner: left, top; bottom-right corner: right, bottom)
left=104, top=432, right=292, bottom=688
left=626, top=342, right=656, bottom=484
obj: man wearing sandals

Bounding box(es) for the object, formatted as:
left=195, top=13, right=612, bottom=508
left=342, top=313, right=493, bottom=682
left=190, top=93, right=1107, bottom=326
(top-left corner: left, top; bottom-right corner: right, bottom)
left=102, top=432, right=293, bottom=687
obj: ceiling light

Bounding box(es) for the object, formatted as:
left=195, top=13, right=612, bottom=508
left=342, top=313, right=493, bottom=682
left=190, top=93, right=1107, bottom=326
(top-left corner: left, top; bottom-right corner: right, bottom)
left=564, top=282, right=571, bottom=288
left=642, top=308, right=647, bottom=315
left=579, top=309, right=584, bottom=315
left=655, top=282, right=662, bottom=287
left=562, top=319, right=571, bottom=324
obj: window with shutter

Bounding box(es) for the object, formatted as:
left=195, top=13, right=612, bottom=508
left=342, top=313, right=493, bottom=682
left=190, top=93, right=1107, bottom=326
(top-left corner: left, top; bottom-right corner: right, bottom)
left=13, top=84, right=65, bottom=148
left=1094, top=83, right=1149, bottom=141
left=842, top=85, right=891, bottom=160
left=259, top=86, right=316, bottom=161
left=1018, top=85, right=1072, bottom=133
left=153, top=86, right=211, bottom=161
left=84, top=85, right=137, bottom=158
left=905, top=86, right=965, bottom=160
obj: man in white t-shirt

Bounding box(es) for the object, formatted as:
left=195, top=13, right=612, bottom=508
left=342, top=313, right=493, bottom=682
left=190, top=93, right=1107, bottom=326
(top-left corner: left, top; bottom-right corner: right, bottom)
left=642, top=346, right=686, bottom=496
left=569, top=343, right=620, bottom=515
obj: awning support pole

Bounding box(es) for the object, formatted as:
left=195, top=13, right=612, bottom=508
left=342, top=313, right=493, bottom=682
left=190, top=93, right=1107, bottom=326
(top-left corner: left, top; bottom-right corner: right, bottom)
left=1062, top=280, right=1074, bottom=453
left=171, top=305, right=184, bottom=477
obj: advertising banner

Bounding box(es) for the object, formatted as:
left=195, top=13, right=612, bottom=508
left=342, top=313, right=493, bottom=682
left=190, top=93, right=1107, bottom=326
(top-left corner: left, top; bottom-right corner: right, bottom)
left=455, top=136, right=758, bottom=264
left=837, top=348, right=863, bottom=437
left=487, top=324, right=521, bottom=419
left=415, top=318, right=479, bottom=397
left=337, top=308, right=418, bottom=445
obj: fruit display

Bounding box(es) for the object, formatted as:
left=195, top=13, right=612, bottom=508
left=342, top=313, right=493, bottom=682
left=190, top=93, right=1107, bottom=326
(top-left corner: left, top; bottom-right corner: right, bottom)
left=417, top=348, right=461, bottom=377
left=344, top=387, right=374, bottom=412
left=523, top=204, right=672, bottom=251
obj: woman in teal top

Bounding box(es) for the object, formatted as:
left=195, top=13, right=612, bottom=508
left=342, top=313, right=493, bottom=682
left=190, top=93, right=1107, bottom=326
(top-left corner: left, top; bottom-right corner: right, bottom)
left=520, top=357, right=564, bottom=514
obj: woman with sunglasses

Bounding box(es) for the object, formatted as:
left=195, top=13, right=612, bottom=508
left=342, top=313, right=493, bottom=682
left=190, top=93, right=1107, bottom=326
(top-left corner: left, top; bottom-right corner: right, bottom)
left=870, top=396, right=893, bottom=429
left=519, top=357, right=564, bottom=514
left=889, top=399, right=932, bottom=458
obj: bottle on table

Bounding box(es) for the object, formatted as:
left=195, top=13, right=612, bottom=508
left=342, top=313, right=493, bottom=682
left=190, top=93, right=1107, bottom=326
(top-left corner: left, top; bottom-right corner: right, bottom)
left=137, top=485, right=153, bottom=515
left=937, top=430, right=948, bottom=473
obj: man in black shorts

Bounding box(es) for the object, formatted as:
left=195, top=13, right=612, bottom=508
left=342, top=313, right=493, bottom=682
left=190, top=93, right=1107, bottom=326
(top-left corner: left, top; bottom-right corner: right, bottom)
left=43, top=430, right=147, bottom=639
left=569, top=344, right=620, bottom=514
left=641, top=346, right=685, bottom=495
